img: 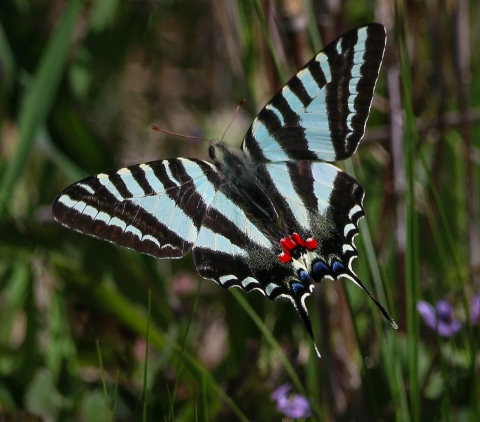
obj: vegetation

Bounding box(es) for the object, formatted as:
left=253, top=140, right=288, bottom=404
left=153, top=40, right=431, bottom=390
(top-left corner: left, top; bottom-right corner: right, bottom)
left=0, top=0, right=479, bottom=420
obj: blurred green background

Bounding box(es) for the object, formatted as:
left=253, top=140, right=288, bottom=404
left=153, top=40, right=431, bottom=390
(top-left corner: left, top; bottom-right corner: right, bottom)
left=0, top=0, right=479, bottom=421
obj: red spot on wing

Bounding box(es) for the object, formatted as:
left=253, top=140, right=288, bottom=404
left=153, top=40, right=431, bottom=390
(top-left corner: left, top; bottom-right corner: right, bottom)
left=291, top=233, right=305, bottom=247
left=281, top=237, right=296, bottom=252
left=277, top=234, right=318, bottom=263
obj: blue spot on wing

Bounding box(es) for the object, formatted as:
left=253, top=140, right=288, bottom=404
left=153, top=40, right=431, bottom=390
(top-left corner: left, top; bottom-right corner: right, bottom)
left=291, top=283, right=304, bottom=295
left=332, top=261, right=344, bottom=273
left=312, top=261, right=329, bottom=277
left=298, top=269, right=311, bottom=283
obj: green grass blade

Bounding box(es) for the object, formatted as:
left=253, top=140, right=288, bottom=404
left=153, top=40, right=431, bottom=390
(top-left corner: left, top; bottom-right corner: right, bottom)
left=142, top=290, right=151, bottom=422
left=96, top=340, right=111, bottom=421
left=303, top=0, right=322, bottom=52
left=395, top=3, right=421, bottom=420
left=201, top=374, right=209, bottom=422
left=250, top=0, right=286, bottom=84
left=112, top=368, right=119, bottom=422
left=0, top=0, right=83, bottom=215
left=168, top=278, right=203, bottom=421
left=193, top=379, right=198, bottom=422
left=0, top=21, right=16, bottom=97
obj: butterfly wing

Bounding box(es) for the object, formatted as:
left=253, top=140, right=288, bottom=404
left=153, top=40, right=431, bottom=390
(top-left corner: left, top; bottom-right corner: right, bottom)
left=52, top=159, right=219, bottom=259
left=191, top=167, right=319, bottom=352
left=242, top=24, right=386, bottom=163
left=192, top=160, right=396, bottom=356
left=290, top=161, right=396, bottom=327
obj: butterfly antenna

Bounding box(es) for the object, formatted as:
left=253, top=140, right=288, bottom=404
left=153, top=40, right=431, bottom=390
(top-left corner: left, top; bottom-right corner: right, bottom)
left=220, top=99, right=246, bottom=144
left=151, top=126, right=215, bottom=146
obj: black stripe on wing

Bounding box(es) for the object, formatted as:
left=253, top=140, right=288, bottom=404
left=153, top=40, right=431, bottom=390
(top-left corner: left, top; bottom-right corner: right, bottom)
left=306, top=163, right=397, bottom=329
left=242, top=24, right=386, bottom=163
left=52, top=158, right=219, bottom=259
left=324, top=24, right=385, bottom=160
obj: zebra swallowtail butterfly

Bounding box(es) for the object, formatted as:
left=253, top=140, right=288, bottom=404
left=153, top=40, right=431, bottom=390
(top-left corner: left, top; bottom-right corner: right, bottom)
left=52, top=24, right=397, bottom=357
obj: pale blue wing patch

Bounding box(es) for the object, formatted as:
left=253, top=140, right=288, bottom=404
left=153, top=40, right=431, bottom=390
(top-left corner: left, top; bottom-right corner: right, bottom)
left=117, top=168, right=145, bottom=197
left=281, top=85, right=303, bottom=113
left=251, top=119, right=290, bottom=162
left=265, top=163, right=311, bottom=229
left=209, top=191, right=271, bottom=248
left=195, top=226, right=247, bottom=257
left=311, top=163, right=338, bottom=213
left=97, top=173, right=123, bottom=201
left=297, top=68, right=321, bottom=98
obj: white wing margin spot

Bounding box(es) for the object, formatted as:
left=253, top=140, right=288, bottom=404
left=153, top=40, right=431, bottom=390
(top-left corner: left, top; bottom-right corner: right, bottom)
left=219, top=275, right=238, bottom=285
left=241, top=277, right=260, bottom=288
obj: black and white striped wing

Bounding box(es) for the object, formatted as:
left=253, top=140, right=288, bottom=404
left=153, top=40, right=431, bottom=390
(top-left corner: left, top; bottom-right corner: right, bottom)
left=242, top=24, right=385, bottom=163
left=191, top=161, right=396, bottom=354
left=52, top=159, right=219, bottom=259
left=192, top=162, right=360, bottom=295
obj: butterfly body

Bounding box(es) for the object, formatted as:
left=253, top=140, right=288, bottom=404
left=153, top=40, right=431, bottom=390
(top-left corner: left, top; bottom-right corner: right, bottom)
left=52, top=24, right=397, bottom=357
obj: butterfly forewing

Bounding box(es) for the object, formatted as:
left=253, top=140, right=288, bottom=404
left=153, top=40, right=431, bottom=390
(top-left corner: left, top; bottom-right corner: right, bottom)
left=52, top=158, right=219, bottom=258
left=242, top=24, right=386, bottom=163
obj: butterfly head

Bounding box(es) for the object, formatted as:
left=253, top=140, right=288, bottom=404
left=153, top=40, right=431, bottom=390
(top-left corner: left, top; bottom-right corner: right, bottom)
left=208, top=143, right=217, bottom=160
left=209, top=141, right=251, bottom=177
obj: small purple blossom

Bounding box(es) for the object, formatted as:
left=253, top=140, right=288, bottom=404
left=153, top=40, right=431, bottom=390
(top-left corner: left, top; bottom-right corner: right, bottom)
left=417, top=300, right=461, bottom=337
left=470, top=292, right=480, bottom=325
left=271, top=383, right=312, bottom=419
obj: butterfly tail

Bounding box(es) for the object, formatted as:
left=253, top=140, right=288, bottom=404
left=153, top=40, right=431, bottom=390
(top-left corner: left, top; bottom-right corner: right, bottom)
left=290, top=296, right=321, bottom=358
left=348, top=273, right=398, bottom=329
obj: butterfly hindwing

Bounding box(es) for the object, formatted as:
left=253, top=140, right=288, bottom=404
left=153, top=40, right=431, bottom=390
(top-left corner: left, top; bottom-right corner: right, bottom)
left=242, top=24, right=386, bottom=163
left=190, top=159, right=391, bottom=355
left=192, top=160, right=366, bottom=292
left=52, top=158, right=219, bottom=258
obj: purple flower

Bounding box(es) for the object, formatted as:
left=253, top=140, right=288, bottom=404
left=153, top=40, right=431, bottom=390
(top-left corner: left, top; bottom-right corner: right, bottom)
left=271, top=383, right=312, bottom=419
left=470, top=292, right=480, bottom=325
left=417, top=300, right=461, bottom=337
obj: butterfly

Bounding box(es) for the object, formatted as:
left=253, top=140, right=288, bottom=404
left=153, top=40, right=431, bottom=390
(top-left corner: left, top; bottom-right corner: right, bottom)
left=52, top=24, right=397, bottom=357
